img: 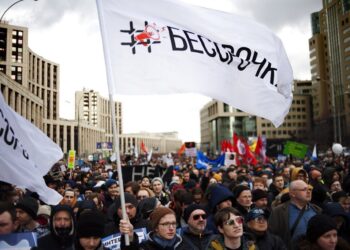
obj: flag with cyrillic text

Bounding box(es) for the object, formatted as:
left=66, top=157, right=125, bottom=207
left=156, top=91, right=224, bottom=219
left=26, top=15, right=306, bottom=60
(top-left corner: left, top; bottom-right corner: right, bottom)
left=0, top=93, right=63, bottom=205
left=96, top=0, right=293, bottom=126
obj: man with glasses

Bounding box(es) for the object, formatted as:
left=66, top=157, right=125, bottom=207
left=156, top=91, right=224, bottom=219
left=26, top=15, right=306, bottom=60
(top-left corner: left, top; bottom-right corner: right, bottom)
left=208, top=207, right=257, bottom=250
left=269, top=180, right=322, bottom=249
left=246, top=207, right=286, bottom=249
left=181, top=204, right=217, bottom=249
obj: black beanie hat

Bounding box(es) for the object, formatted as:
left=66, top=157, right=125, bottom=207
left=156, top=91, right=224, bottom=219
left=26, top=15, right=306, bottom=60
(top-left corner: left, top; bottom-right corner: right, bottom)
left=115, top=193, right=138, bottom=209
left=252, top=189, right=268, bottom=202
left=16, top=197, right=39, bottom=219
left=183, top=204, right=206, bottom=223
left=76, top=210, right=105, bottom=238
left=306, top=214, right=337, bottom=243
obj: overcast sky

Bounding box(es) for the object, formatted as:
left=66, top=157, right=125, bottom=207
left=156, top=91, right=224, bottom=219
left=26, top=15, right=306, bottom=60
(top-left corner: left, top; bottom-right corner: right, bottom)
left=1, top=0, right=323, bottom=142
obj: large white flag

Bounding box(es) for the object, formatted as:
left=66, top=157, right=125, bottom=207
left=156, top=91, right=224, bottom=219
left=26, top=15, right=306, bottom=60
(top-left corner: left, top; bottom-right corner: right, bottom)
left=96, top=0, right=293, bottom=127
left=0, top=93, right=63, bottom=205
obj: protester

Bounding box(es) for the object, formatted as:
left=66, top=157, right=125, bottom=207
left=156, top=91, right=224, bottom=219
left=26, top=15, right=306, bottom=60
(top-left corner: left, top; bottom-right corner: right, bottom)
left=208, top=207, right=257, bottom=250
left=181, top=204, right=217, bottom=249
left=151, top=177, right=170, bottom=206
left=269, top=180, right=322, bottom=249
left=34, top=205, right=75, bottom=250
left=296, top=214, right=350, bottom=250
left=0, top=201, right=18, bottom=234
left=75, top=210, right=107, bottom=250
left=60, top=188, right=77, bottom=208
left=233, top=185, right=253, bottom=217
left=119, top=207, right=187, bottom=249
left=246, top=207, right=287, bottom=249
left=104, top=193, right=148, bottom=236
left=15, top=197, right=49, bottom=238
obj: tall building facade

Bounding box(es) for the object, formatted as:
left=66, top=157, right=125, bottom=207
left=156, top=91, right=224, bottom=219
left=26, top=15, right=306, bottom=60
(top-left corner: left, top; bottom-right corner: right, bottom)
left=200, top=80, right=312, bottom=153
left=309, top=0, right=350, bottom=144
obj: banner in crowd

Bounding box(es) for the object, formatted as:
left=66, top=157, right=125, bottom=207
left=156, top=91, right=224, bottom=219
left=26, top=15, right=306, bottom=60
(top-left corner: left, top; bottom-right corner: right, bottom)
left=96, top=0, right=293, bottom=127
left=185, top=142, right=197, bottom=157
left=120, top=165, right=173, bottom=185
left=0, top=93, right=63, bottom=205
left=102, top=228, right=147, bottom=250
left=0, top=232, right=37, bottom=249
left=283, top=141, right=308, bottom=159
left=196, top=151, right=225, bottom=170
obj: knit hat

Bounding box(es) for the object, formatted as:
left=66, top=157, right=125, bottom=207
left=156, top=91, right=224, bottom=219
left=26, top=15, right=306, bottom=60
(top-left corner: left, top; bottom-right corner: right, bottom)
left=76, top=210, right=105, bottom=238
left=115, top=193, right=138, bottom=209
left=149, top=207, right=175, bottom=230
left=105, top=179, right=118, bottom=189
left=37, top=205, right=51, bottom=217
left=151, top=177, right=163, bottom=186
left=233, top=185, right=250, bottom=199
left=306, top=214, right=337, bottom=243
left=246, top=208, right=269, bottom=222
left=331, top=191, right=348, bottom=202
left=16, top=197, right=39, bottom=219
left=183, top=204, right=206, bottom=223
left=252, top=189, right=268, bottom=202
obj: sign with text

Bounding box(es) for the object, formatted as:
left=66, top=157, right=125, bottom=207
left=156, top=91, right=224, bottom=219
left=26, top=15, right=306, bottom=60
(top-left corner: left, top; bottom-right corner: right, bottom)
left=102, top=228, right=147, bottom=250
left=67, top=150, right=76, bottom=169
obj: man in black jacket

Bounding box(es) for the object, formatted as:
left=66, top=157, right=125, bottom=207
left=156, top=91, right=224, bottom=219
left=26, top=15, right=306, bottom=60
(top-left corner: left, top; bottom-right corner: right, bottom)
left=34, top=205, right=75, bottom=250
left=246, top=207, right=287, bottom=250
left=181, top=204, right=217, bottom=250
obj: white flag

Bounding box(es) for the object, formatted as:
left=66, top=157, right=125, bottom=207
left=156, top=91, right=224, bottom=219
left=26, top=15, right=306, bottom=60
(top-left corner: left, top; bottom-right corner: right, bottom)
left=147, top=148, right=153, bottom=162
left=0, top=93, right=63, bottom=205
left=96, top=0, right=293, bottom=127
left=312, top=144, right=317, bottom=160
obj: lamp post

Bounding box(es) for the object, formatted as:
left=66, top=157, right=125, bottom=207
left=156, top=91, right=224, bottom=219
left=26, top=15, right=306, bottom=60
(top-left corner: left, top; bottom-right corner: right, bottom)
left=0, top=0, right=38, bottom=23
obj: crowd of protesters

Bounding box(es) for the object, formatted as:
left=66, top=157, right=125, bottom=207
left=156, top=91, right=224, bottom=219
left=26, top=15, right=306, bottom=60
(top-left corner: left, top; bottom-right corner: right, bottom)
left=0, top=149, right=350, bottom=250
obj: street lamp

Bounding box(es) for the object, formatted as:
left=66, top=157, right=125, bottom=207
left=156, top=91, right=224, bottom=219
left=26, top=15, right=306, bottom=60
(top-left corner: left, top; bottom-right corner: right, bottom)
left=0, top=0, right=38, bottom=23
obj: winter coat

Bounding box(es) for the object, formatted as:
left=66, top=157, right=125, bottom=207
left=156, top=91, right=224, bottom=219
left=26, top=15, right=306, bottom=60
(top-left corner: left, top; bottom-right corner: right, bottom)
left=295, top=235, right=350, bottom=250
left=268, top=201, right=322, bottom=250
left=181, top=227, right=217, bottom=250
left=207, top=233, right=258, bottom=250
left=246, top=227, right=287, bottom=250
left=121, top=231, right=187, bottom=250
left=32, top=205, right=75, bottom=250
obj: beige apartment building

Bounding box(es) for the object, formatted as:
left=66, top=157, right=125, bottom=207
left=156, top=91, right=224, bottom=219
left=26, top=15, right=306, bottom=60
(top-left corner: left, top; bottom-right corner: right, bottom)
left=200, top=80, right=312, bottom=153
left=309, top=0, right=350, bottom=145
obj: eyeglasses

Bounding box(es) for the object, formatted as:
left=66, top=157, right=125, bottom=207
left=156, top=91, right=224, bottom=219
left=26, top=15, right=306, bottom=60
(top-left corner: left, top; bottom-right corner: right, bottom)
left=192, top=214, right=207, bottom=220
left=224, top=216, right=244, bottom=226
left=294, top=187, right=313, bottom=192
left=159, top=222, right=177, bottom=228
left=137, top=195, right=148, bottom=200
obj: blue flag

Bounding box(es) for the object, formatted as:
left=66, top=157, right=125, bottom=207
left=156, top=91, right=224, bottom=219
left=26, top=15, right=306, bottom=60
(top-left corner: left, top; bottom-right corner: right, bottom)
left=196, top=151, right=225, bottom=171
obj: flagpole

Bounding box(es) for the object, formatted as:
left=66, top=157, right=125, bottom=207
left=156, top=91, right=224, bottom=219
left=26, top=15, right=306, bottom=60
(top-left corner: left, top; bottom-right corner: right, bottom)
left=96, top=0, right=129, bottom=245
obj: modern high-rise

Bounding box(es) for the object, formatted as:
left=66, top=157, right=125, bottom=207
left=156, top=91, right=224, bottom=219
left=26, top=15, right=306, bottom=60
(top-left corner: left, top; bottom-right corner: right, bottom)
left=309, top=0, right=350, bottom=145
left=200, top=80, right=312, bottom=153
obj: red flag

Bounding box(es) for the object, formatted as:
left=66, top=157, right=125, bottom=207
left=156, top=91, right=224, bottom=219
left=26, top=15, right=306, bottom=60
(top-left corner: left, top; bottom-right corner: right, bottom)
left=255, top=136, right=268, bottom=163
left=141, top=141, right=148, bottom=154
left=244, top=141, right=258, bottom=166
left=178, top=143, right=186, bottom=156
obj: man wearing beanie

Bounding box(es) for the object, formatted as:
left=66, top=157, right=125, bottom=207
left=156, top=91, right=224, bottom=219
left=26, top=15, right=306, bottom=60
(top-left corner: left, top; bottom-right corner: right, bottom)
left=246, top=208, right=286, bottom=250
left=104, top=193, right=148, bottom=236
left=181, top=204, right=217, bottom=250
left=297, top=214, right=350, bottom=250
left=34, top=205, right=75, bottom=250
left=75, top=210, right=107, bottom=250
left=16, top=197, right=49, bottom=238
left=120, top=206, right=188, bottom=249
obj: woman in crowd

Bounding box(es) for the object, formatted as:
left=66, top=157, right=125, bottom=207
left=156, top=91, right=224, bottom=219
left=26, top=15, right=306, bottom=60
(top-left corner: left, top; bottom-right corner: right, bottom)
left=296, top=214, right=350, bottom=250
left=119, top=206, right=187, bottom=249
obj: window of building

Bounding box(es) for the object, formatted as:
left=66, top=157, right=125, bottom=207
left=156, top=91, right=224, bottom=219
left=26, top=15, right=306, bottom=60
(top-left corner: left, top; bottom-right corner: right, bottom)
left=11, top=66, right=22, bottom=84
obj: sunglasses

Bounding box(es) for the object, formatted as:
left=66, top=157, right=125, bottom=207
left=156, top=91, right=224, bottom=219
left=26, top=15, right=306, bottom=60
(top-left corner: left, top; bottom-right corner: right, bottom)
left=192, top=214, right=207, bottom=220
left=225, top=216, right=244, bottom=226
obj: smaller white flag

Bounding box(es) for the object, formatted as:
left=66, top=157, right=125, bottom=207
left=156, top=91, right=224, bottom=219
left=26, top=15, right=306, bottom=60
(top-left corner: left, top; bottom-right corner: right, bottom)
left=134, top=144, right=139, bottom=158
left=0, top=93, right=63, bottom=205
left=312, top=144, right=317, bottom=160
left=147, top=148, right=153, bottom=162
